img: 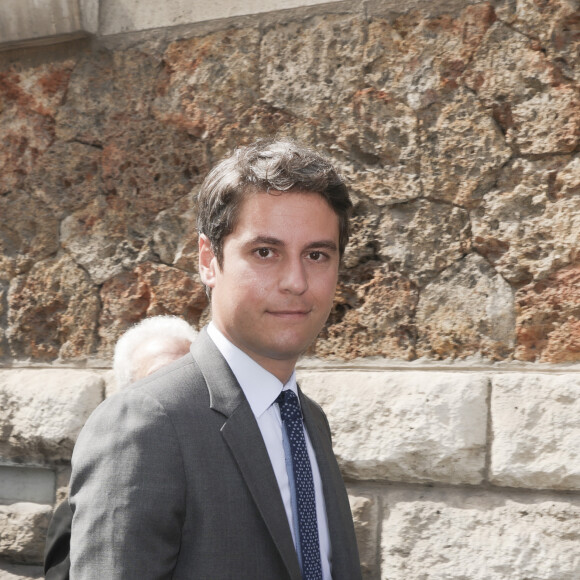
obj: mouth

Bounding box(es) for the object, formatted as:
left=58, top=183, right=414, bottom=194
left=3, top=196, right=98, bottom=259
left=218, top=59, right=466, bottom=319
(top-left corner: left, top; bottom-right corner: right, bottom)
left=267, top=310, right=311, bottom=319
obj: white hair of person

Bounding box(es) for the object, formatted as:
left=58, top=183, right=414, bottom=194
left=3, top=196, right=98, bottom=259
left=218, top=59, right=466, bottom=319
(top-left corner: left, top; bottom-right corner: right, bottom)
left=113, top=316, right=198, bottom=389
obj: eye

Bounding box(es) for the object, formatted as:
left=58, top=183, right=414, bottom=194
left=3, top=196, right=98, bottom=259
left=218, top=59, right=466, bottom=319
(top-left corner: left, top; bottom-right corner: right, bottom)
left=256, top=248, right=272, bottom=258
left=309, top=251, right=325, bottom=261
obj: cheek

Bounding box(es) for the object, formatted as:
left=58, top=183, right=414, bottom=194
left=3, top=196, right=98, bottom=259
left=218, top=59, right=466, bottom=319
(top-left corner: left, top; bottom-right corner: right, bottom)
left=229, top=272, right=270, bottom=306
left=314, top=271, right=338, bottom=299
left=245, top=270, right=273, bottom=297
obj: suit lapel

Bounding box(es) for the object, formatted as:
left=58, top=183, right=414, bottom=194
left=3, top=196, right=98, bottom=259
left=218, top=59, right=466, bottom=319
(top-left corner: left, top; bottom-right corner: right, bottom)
left=191, top=329, right=302, bottom=580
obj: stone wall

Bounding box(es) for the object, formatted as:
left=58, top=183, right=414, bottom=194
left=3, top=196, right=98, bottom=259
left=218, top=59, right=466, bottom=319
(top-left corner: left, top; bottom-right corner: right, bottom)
left=0, top=0, right=579, bottom=578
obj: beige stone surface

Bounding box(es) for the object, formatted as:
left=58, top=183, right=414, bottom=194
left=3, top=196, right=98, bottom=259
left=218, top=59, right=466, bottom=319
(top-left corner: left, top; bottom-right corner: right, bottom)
left=377, top=199, right=471, bottom=287
left=99, top=0, right=335, bottom=36
left=153, top=28, right=261, bottom=143
left=299, top=371, right=488, bottom=484
left=261, top=16, right=365, bottom=120
left=0, top=191, right=59, bottom=281
left=0, top=369, right=103, bottom=461
left=495, top=0, right=580, bottom=81
left=55, top=49, right=152, bottom=145
left=415, top=253, right=516, bottom=360
left=151, top=191, right=200, bottom=273
left=0, top=563, right=42, bottom=580
left=0, top=466, right=55, bottom=504
left=0, top=0, right=84, bottom=46
left=491, top=372, right=580, bottom=489
left=59, top=195, right=149, bottom=285
left=381, top=486, right=580, bottom=580
left=24, top=140, right=101, bottom=220
left=330, top=90, right=422, bottom=206
left=0, top=503, right=52, bottom=565
left=364, top=5, right=497, bottom=110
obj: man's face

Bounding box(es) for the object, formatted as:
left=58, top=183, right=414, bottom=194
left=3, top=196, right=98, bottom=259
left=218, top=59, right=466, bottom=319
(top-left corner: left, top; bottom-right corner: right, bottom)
left=199, top=191, right=340, bottom=382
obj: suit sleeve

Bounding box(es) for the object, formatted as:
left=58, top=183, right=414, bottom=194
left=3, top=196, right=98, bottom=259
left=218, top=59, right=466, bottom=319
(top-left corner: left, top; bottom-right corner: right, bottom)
left=69, top=389, right=186, bottom=580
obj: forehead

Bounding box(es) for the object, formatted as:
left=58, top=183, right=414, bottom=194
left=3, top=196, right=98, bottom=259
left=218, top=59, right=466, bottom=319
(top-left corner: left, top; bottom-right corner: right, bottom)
left=232, top=190, right=339, bottom=237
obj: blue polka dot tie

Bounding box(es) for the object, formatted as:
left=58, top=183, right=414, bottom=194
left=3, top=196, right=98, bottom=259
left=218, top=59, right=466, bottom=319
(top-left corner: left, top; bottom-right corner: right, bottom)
left=277, top=389, right=323, bottom=580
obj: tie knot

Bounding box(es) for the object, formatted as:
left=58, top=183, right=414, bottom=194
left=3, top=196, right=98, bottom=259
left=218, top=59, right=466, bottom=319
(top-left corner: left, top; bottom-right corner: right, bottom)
left=276, top=389, right=303, bottom=422
left=276, top=389, right=299, bottom=407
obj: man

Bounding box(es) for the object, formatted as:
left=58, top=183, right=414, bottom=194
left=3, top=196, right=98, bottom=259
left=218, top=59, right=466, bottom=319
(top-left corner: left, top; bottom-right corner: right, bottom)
left=69, top=138, right=362, bottom=579
left=44, top=316, right=197, bottom=580
left=112, top=315, right=198, bottom=390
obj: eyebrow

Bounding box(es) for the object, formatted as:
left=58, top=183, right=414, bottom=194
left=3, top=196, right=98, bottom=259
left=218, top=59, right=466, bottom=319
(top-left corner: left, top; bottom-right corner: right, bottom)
left=248, top=236, right=338, bottom=252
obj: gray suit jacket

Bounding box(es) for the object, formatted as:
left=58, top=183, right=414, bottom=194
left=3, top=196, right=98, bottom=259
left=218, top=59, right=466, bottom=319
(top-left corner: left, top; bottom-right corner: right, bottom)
left=69, top=328, right=361, bottom=579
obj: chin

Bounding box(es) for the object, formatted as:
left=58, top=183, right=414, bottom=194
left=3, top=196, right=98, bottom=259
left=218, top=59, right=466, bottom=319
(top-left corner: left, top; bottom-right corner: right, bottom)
left=264, top=340, right=307, bottom=361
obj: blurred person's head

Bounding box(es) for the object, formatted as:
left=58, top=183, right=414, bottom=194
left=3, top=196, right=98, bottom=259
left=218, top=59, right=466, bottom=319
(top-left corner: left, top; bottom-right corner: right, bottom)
left=113, top=316, right=198, bottom=389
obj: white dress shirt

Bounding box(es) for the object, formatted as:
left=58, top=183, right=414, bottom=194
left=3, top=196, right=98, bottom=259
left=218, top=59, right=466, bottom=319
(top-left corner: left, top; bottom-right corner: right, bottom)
left=207, top=322, right=332, bottom=579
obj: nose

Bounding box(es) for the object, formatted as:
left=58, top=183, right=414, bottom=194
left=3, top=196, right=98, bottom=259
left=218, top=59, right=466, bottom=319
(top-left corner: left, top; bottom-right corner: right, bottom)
left=280, top=257, right=308, bottom=295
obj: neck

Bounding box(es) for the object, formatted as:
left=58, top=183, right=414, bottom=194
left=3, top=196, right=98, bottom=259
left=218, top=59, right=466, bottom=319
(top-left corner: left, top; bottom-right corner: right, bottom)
left=209, top=322, right=297, bottom=384
left=254, top=357, right=296, bottom=385
left=230, top=340, right=297, bottom=383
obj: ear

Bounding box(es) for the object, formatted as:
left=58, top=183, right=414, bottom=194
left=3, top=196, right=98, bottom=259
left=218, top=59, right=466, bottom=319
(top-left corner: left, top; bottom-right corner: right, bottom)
left=198, top=234, right=218, bottom=289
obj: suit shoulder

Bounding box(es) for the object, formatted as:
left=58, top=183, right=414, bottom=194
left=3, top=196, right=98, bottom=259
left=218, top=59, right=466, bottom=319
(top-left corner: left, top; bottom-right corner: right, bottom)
left=127, top=352, right=207, bottom=404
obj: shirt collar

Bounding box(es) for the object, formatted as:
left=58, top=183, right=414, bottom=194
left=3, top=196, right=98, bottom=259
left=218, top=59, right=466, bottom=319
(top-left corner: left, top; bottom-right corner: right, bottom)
left=207, top=322, right=297, bottom=419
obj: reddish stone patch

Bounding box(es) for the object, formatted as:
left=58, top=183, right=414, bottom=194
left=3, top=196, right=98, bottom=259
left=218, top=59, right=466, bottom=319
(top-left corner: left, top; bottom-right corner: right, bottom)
left=98, top=262, right=208, bottom=357
left=100, top=119, right=209, bottom=215
left=516, top=264, right=580, bottom=362
left=313, top=264, right=418, bottom=360
left=7, top=256, right=99, bottom=361
left=38, top=65, right=73, bottom=98
left=0, top=70, right=27, bottom=105
left=459, top=3, right=497, bottom=52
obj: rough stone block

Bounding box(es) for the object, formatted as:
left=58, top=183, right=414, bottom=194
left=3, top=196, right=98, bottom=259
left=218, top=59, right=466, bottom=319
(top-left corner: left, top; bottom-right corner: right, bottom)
left=298, top=371, right=488, bottom=484
left=7, top=255, right=100, bottom=361
left=314, top=266, right=418, bottom=361
left=495, top=0, right=579, bottom=81
left=491, top=372, right=580, bottom=489
left=0, top=369, right=104, bottom=462
left=464, top=21, right=579, bottom=155
left=0, top=503, right=52, bottom=565
left=377, top=200, right=471, bottom=287
left=419, top=88, right=511, bottom=208
left=348, top=492, right=379, bottom=580
left=0, top=60, right=75, bottom=202
left=472, top=156, right=580, bottom=288
left=381, top=486, right=580, bottom=580
left=415, top=253, right=516, bottom=360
